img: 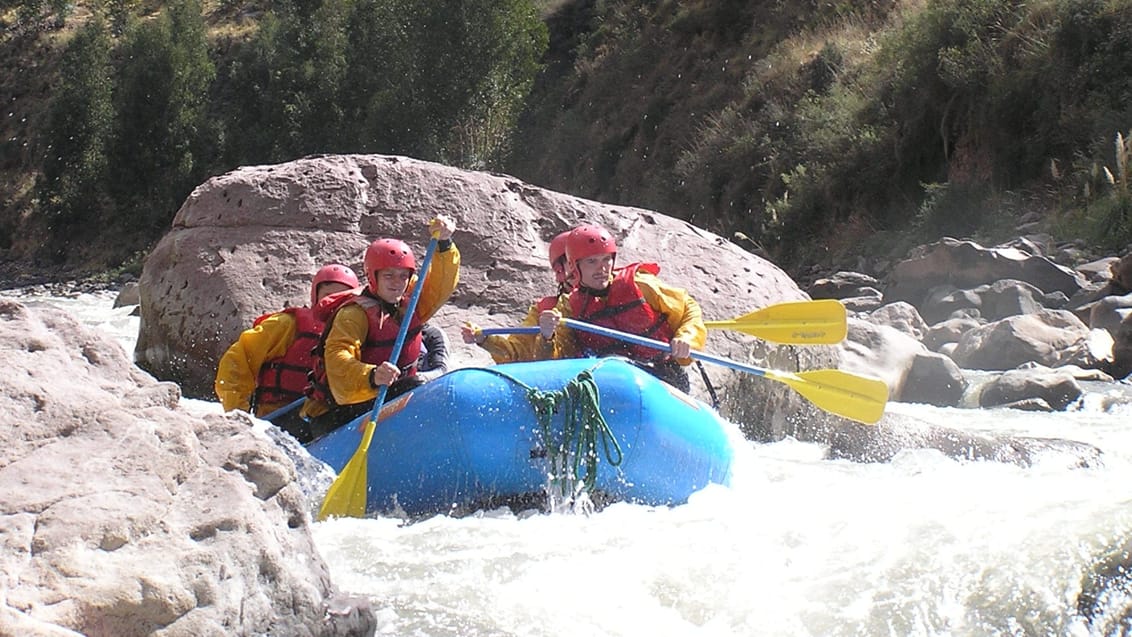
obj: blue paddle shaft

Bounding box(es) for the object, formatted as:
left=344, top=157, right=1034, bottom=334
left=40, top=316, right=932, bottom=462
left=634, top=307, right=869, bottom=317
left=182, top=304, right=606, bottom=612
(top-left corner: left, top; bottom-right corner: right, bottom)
left=559, top=318, right=770, bottom=380
left=261, top=396, right=304, bottom=421
left=480, top=326, right=540, bottom=336
left=479, top=318, right=774, bottom=380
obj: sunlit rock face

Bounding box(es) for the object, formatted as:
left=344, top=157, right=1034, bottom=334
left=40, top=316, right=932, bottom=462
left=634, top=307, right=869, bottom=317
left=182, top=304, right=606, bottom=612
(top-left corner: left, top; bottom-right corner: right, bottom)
left=0, top=299, right=375, bottom=636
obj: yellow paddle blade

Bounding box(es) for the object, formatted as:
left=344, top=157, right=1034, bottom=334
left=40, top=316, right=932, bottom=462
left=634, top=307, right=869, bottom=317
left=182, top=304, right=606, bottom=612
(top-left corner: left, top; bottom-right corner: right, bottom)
left=704, top=299, right=848, bottom=345
left=317, top=419, right=377, bottom=521
left=764, top=368, right=889, bottom=425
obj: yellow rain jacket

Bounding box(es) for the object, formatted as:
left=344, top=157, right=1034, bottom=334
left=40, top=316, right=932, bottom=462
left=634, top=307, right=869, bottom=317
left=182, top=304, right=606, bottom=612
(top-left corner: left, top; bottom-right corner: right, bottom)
left=480, top=295, right=580, bottom=363
left=214, top=312, right=302, bottom=416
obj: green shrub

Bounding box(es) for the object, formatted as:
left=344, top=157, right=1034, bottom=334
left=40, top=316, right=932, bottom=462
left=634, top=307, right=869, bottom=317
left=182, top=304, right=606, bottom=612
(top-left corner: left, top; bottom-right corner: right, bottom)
left=35, top=17, right=113, bottom=260
left=108, top=0, right=215, bottom=237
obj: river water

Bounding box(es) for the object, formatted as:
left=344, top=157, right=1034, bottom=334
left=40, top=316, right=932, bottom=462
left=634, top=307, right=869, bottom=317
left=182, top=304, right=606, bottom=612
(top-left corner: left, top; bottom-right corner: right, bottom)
left=6, top=288, right=1132, bottom=636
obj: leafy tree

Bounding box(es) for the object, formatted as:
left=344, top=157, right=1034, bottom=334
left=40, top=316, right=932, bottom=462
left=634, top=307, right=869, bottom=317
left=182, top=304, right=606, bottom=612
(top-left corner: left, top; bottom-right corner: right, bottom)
left=220, top=0, right=350, bottom=163
left=35, top=17, right=114, bottom=259
left=339, top=0, right=546, bottom=166
left=221, top=0, right=546, bottom=167
left=107, top=0, right=215, bottom=237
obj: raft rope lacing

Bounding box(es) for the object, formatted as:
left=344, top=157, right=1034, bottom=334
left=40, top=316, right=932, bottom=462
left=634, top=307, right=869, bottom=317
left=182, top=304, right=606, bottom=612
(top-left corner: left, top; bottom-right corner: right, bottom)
left=477, top=362, right=623, bottom=498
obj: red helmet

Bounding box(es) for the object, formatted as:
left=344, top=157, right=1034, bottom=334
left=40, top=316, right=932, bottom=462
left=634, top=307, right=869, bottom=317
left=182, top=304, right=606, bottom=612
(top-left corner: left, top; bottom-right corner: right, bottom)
left=548, top=231, right=571, bottom=284
left=364, top=238, right=416, bottom=292
left=310, top=263, right=360, bottom=306
left=565, top=224, right=617, bottom=275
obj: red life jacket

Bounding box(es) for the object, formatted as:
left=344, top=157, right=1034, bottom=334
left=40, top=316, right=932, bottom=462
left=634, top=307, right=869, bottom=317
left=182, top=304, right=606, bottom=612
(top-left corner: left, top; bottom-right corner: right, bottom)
left=307, top=291, right=423, bottom=406
left=567, top=262, right=675, bottom=362
left=534, top=294, right=559, bottom=313
left=252, top=307, right=322, bottom=410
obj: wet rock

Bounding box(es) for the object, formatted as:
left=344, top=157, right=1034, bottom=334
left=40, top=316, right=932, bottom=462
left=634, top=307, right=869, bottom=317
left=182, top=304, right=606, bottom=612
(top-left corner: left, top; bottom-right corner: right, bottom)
left=977, top=367, right=1083, bottom=411
left=0, top=300, right=375, bottom=636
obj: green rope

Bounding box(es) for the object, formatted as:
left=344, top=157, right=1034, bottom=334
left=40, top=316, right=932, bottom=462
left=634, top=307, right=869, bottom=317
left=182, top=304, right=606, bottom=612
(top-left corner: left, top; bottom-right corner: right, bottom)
left=477, top=364, right=623, bottom=498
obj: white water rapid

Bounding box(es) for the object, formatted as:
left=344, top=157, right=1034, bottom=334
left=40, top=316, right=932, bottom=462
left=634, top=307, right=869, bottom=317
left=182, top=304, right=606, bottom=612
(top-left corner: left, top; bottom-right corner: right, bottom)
left=7, top=287, right=1131, bottom=636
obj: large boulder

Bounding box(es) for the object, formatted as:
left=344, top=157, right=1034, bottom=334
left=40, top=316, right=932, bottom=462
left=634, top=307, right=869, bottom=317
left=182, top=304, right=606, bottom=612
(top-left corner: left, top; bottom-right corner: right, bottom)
left=838, top=319, right=965, bottom=407
left=885, top=237, right=1086, bottom=308
left=0, top=300, right=374, bottom=636
left=977, top=367, right=1084, bottom=411
left=135, top=154, right=843, bottom=442
left=951, top=309, right=1094, bottom=371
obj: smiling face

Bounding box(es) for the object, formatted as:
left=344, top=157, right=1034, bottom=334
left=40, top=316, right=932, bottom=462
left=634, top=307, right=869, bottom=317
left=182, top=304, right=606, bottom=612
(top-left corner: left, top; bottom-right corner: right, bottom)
left=577, top=253, right=615, bottom=290
left=374, top=268, right=413, bottom=304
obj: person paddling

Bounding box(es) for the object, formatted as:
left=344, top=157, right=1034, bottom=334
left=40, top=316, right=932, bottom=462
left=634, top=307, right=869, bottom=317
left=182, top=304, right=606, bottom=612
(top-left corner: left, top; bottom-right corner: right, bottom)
left=214, top=263, right=360, bottom=442
left=460, top=229, right=580, bottom=362
left=303, top=216, right=460, bottom=436
left=540, top=224, right=706, bottom=392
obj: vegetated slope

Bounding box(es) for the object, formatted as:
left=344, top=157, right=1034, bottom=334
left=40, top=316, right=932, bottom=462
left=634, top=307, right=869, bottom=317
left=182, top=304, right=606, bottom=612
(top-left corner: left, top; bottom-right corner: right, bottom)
left=4, top=0, right=1132, bottom=281
left=509, top=0, right=1132, bottom=271
left=507, top=1, right=903, bottom=245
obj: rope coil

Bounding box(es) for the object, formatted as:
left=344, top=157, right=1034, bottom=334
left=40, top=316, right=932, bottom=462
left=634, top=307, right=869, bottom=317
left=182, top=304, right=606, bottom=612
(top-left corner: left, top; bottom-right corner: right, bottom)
left=480, top=364, right=623, bottom=498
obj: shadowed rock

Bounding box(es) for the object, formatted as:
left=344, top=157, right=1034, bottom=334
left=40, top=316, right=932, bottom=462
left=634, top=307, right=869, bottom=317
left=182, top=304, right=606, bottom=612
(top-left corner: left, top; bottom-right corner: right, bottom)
left=886, top=237, right=1086, bottom=307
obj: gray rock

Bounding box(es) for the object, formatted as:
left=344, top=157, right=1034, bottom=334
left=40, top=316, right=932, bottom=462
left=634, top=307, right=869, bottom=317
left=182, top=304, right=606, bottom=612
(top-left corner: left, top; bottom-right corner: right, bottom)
left=838, top=319, right=965, bottom=407
left=923, top=317, right=982, bottom=352
left=901, top=352, right=968, bottom=407
left=978, top=367, right=1083, bottom=411
left=921, top=285, right=981, bottom=324
left=809, top=271, right=880, bottom=300
left=952, top=310, right=1093, bottom=371
left=1112, top=253, right=1132, bottom=293
left=1076, top=256, right=1120, bottom=283
left=1088, top=293, right=1132, bottom=334
left=977, top=279, right=1047, bottom=320
left=839, top=288, right=885, bottom=312
left=113, top=281, right=140, bottom=308
left=866, top=301, right=928, bottom=341
left=886, top=237, right=1087, bottom=308
left=1114, top=312, right=1132, bottom=380
left=829, top=419, right=1102, bottom=467
left=0, top=300, right=375, bottom=636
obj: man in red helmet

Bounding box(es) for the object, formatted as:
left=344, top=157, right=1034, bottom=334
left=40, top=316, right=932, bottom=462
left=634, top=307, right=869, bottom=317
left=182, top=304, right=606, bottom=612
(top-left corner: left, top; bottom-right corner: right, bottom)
left=460, top=229, right=581, bottom=362
left=540, top=224, right=706, bottom=393
left=214, top=263, right=360, bottom=441
left=304, top=215, right=460, bottom=434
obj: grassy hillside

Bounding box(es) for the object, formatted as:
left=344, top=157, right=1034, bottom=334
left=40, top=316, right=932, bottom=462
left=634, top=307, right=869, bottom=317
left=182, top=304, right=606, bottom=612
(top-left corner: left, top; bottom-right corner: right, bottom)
left=3, top=0, right=1132, bottom=282
left=507, top=0, right=1132, bottom=271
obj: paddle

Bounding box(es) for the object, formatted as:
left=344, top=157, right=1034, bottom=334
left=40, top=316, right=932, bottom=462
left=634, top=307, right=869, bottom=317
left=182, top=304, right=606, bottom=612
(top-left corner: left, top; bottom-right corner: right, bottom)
left=317, top=236, right=440, bottom=520
left=703, top=299, right=847, bottom=345
left=558, top=318, right=888, bottom=425
left=480, top=299, right=847, bottom=346
left=261, top=397, right=304, bottom=422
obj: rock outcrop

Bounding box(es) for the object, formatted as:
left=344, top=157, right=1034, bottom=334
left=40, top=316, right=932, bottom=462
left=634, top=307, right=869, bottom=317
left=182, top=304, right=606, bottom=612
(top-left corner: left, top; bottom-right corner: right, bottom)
left=0, top=299, right=374, bottom=636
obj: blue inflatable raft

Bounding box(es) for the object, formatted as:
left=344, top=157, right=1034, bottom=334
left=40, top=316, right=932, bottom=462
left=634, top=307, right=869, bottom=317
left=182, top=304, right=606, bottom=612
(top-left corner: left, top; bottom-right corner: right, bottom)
left=305, top=357, right=734, bottom=517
